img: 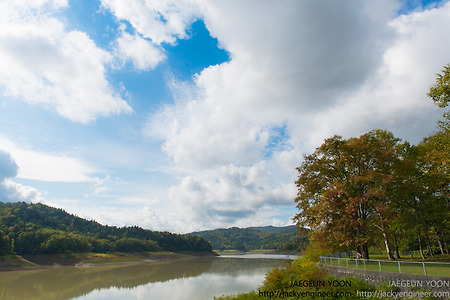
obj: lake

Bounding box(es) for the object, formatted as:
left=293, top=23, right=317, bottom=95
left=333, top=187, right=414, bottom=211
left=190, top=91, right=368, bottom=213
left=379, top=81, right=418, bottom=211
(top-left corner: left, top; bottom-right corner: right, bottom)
left=0, top=254, right=297, bottom=300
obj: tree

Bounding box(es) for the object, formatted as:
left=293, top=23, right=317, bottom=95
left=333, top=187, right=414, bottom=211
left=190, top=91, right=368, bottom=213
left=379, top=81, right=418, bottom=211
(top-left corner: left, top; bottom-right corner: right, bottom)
left=428, top=63, right=450, bottom=108
left=294, top=130, right=405, bottom=259
left=0, top=230, right=13, bottom=256
left=428, top=63, right=450, bottom=131
left=424, top=63, right=450, bottom=254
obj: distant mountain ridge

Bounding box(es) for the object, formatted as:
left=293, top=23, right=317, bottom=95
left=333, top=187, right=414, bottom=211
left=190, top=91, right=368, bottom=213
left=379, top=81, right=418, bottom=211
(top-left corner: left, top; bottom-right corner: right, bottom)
left=247, top=225, right=297, bottom=231
left=189, top=225, right=308, bottom=252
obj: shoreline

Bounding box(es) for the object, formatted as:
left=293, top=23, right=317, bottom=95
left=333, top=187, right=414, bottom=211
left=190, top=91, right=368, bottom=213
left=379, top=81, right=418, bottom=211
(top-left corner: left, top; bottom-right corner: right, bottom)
left=0, top=251, right=218, bottom=272
left=214, top=249, right=302, bottom=256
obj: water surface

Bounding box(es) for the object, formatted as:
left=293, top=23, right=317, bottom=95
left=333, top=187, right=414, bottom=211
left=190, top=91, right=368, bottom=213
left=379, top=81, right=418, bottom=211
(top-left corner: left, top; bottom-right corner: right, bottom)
left=0, top=254, right=296, bottom=300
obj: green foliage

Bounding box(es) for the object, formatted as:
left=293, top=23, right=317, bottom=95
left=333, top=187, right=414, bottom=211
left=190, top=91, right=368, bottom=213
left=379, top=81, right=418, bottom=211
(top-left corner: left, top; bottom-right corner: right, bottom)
left=428, top=63, right=450, bottom=108
left=0, top=230, right=13, bottom=256
left=301, top=240, right=330, bottom=262
left=294, top=126, right=450, bottom=260
left=0, top=202, right=212, bottom=255
left=114, top=238, right=161, bottom=252
left=89, top=238, right=113, bottom=253
left=216, top=258, right=377, bottom=300
left=190, top=226, right=308, bottom=251
left=429, top=64, right=450, bottom=132
left=294, top=129, right=407, bottom=259
left=42, top=231, right=92, bottom=254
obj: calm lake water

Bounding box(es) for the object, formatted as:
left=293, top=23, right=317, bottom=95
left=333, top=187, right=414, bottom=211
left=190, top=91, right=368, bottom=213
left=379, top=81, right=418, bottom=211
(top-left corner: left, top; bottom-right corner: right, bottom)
left=0, top=254, right=297, bottom=300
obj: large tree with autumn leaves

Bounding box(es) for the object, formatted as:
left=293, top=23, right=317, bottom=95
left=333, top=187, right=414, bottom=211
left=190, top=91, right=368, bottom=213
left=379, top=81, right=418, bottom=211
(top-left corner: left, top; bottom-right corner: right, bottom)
left=294, top=65, right=449, bottom=260
left=294, top=129, right=406, bottom=259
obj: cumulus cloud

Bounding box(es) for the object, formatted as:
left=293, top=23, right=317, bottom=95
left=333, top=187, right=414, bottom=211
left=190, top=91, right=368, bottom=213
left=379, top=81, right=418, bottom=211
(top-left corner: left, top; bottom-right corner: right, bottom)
left=299, top=2, right=450, bottom=145
left=0, top=136, right=98, bottom=182
left=101, top=0, right=201, bottom=45
left=93, top=0, right=450, bottom=231
left=0, top=150, right=43, bottom=203
left=0, top=150, right=18, bottom=179
left=0, top=0, right=132, bottom=123
left=113, top=25, right=166, bottom=71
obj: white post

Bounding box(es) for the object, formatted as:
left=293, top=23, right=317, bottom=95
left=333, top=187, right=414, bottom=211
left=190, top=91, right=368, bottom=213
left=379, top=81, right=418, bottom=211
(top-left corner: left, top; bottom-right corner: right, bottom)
left=398, top=261, right=401, bottom=273
left=423, top=262, right=427, bottom=275
left=378, top=260, right=381, bottom=271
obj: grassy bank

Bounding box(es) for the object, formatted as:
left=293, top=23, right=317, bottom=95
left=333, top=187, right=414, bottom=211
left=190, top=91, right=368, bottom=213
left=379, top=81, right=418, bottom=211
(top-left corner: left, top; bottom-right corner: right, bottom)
left=321, top=254, right=450, bottom=277
left=0, top=254, right=36, bottom=271
left=368, top=254, right=450, bottom=263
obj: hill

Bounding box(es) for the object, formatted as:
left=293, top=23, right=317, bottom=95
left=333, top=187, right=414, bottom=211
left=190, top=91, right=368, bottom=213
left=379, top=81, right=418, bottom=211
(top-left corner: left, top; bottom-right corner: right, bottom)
left=189, top=225, right=308, bottom=252
left=0, top=202, right=212, bottom=255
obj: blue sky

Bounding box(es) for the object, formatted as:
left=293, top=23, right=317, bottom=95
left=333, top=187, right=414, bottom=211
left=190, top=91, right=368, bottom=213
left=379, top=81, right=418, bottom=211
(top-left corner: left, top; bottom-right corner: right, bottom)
left=0, top=0, right=449, bottom=233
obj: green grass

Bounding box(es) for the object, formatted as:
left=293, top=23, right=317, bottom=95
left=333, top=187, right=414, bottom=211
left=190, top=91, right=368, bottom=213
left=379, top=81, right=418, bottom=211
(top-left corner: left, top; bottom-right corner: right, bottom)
left=0, top=255, right=36, bottom=268
left=323, top=257, right=450, bottom=276
left=369, top=254, right=450, bottom=262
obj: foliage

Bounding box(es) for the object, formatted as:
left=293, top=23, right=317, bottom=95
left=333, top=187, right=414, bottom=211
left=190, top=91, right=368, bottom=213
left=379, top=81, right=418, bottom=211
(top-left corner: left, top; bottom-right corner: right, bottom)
left=301, top=240, right=330, bottom=262
left=294, top=127, right=449, bottom=260
left=0, top=202, right=212, bottom=255
left=0, top=230, right=13, bottom=256
left=294, top=129, right=407, bottom=259
left=189, top=226, right=308, bottom=251
left=113, top=237, right=161, bottom=252
left=215, top=258, right=377, bottom=300
left=428, top=63, right=450, bottom=109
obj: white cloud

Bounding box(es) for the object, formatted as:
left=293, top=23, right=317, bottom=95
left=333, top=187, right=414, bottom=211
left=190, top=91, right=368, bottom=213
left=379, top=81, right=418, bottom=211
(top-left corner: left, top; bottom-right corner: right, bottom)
left=0, top=137, right=98, bottom=182
left=1, top=180, right=44, bottom=203
left=0, top=0, right=132, bottom=123
left=140, top=1, right=450, bottom=230
left=0, top=150, right=18, bottom=179
left=101, top=0, right=201, bottom=45
left=0, top=149, right=44, bottom=203
left=299, top=2, right=450, bottom=145
left=4, top=1, right=445, bottom=231
left=165, top=162, right=296, bottom=232
left=113, top=26, right=166, bottom=71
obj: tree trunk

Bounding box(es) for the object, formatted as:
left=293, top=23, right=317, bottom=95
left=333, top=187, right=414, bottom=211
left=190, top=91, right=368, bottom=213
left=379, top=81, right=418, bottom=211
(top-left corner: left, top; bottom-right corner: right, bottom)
left=393, top=235, right=401, bottom=259
left=363, top=243, right=369, bottom=260
left=381, top=230, right=394, bottom=260
left=417, top=231, right=426, bottom=259
left=437, top=237, right=445, bottom=255
left=415, top=212, right=426, bottom=259
left=374, top=223, right=394, bottom=260
left=425, top=233, right=434, bottom=257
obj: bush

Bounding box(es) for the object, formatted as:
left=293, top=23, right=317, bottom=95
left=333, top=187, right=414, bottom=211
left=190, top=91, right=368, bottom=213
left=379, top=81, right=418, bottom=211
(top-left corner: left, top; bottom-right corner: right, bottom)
left=216, top=258, right=377, bottom=300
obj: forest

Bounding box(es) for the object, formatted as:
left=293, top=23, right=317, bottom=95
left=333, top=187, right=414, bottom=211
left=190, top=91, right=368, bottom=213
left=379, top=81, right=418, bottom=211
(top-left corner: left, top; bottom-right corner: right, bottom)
left=189, top=225, right=308, bottom=252
left=0, top=201, right=212, bottom=255
left=294, top=65, right=449, bottom=260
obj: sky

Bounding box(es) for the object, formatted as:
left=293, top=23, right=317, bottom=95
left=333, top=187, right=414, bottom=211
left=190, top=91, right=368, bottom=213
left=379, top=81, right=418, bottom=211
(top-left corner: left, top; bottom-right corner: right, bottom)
left=0, top=0, right=449, bottom=233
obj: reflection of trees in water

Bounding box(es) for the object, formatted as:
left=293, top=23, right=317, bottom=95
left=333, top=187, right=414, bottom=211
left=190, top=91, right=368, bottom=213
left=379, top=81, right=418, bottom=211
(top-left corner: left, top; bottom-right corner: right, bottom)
left=0, top=257, right=290, bottom=300
left=206, top=258, right=290, bottom=276
left=0, top=259, right=213, bottom=300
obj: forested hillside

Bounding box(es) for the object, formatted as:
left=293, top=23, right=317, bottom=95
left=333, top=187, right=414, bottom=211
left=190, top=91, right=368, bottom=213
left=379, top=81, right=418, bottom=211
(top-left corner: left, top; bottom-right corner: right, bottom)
left=189, top=226, right=308, bottom=251
left=0, top=202, right=212, bottom=255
